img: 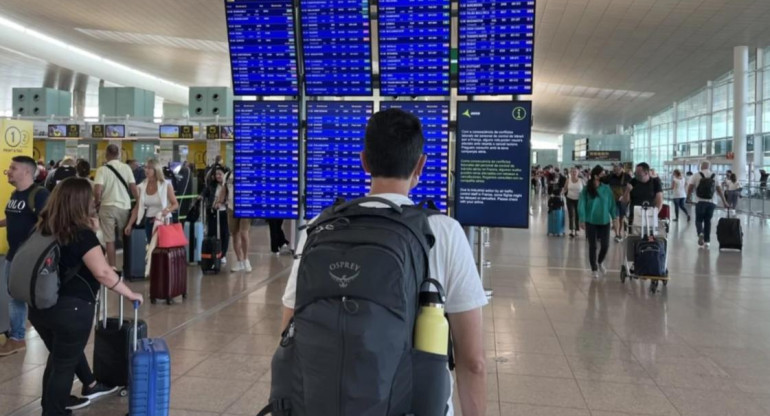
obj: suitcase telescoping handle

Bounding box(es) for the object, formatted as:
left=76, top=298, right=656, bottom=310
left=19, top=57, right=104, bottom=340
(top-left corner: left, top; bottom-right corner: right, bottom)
left=133, top=300, right=140, bottom=352
left=99, top=285, right=124, bottom=329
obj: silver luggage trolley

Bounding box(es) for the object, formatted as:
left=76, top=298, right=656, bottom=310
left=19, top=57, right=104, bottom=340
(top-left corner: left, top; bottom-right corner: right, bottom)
left=620, top=203, right=669, bottom=293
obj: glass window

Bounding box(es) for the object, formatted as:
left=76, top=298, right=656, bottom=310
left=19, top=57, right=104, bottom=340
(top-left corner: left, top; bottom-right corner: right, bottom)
left=712, top=110, right=728, bottom=138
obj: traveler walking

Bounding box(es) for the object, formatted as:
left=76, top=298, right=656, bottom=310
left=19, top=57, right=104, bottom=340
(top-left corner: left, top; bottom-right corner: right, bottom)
left=200, top=165, right=229, bottom=264
left=94, top=144, right=137, bottom=268
left=27, top=177, right=143, bottom=415
left=124, top=158, right=180, bottom=244
left=279, top=108, right=487, bottom=415
left=0, top=156, right=49, bottom=356
left=622, top=162, right=663, bottom=231
left=223, top=170, right=252, bottom=272
left=671, top=169, right=690, bottom=222
left=579, top=166, right=616, bottom=278
left=724, top=172, right=741, bottom=213
left=605, top=164, right=631, bottom=241
left=563, top=167, right=583, bottom=238
left=687, top=160, right=729, bottom=248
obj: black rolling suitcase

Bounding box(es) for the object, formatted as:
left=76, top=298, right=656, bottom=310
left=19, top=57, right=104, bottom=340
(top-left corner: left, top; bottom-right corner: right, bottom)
left=717, top=211, right=743, bottom=251
left=93, top=289, right=148, bottom=390
left=201, top=205, right=222, bottom=274
left=123, top=227, right=147, bottom=281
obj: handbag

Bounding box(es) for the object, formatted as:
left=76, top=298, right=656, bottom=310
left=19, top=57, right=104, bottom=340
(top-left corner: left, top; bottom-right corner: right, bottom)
left=157, top=222, right=188, bottom=248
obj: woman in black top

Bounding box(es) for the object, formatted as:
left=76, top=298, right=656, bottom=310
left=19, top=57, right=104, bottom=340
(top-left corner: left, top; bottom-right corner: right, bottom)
left=29, top=177, right=143, bottom=416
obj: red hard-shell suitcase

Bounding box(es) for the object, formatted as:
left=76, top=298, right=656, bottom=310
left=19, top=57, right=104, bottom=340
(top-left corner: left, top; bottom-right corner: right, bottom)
left=150, top=247, right=187, bottom=305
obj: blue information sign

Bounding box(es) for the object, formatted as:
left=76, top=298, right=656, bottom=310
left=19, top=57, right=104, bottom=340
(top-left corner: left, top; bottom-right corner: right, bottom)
left=234, top=101, right=300, bottom=219
left=455, top=101, right=532, bottom=228
left=378, top=0, right=451, bottom=96
left=300, top=0, right=373, bottom=96
left=380, top=101, right=450, bottom=212
left=305, top=101, right=373, bottom=219
left=458, top=0, right=535, bottom=95
left=226, top=0, right=299, bottom=96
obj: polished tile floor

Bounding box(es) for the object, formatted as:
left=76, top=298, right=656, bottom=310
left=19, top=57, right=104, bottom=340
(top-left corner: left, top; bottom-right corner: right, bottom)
left=3, top=201, right=770, bottom=416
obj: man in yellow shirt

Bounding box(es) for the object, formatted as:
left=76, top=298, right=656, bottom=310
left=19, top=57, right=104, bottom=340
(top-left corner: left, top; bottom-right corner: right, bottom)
left=94, top=145, right=138, bottom=267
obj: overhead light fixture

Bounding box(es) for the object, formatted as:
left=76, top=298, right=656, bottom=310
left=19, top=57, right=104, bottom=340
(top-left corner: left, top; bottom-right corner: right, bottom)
left=0, top=15, right=188, bottom=91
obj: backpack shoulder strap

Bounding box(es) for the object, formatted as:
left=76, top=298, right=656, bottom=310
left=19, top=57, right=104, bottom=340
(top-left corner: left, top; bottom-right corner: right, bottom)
left=27, top=185, right=41, bottom=214
left=699, top=172, right=705, bottom=179
left=104, top=163, right=131, bottom=198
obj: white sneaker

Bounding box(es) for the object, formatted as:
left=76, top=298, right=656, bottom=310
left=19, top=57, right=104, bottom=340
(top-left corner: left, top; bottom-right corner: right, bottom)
left=704, top=242, right=711, bottom=248
left=279, top=244, right=292, bottom=255
left=221, top=258, right=227, bottom=265
left=244, top=259, right=252, bottom=272
left=592, top=271, right=600, bottom=279
left=698, top=233, right=705, bottom=247
left=230, top=261, right=244, bottom=273
left=599, top=263, right=607, bottom=274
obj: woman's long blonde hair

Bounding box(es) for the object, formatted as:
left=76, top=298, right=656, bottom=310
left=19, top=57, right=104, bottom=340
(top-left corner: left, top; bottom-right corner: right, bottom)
left=145, top=158, right=165, bottom=186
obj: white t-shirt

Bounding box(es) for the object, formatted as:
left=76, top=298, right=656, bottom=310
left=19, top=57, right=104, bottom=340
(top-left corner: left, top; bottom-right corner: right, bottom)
left=689, top=169, right=718, bottom=203
left=672, top=177, right=687, bottom=199
left=94, top=160, right=136, bottom=210
left=724, top=179, right=741, bottom=191
left=565, top=177, right=583, bottom=200
left=281, top=193, right=488, bottom=416
left=225, top=172, right=235, bottom=210
left=144, top=190, right=163, bottom=218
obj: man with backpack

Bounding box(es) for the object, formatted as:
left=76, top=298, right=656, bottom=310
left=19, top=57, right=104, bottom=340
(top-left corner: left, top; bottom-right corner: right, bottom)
left=687, top=160, right=728, bottom=248
left=279, top=109, right=488, bottom=415
left=94, top=144, right=137, bottom=268
left=622, top=162, right=663, bottom=231
left=0, top=156, right=50, bottom=356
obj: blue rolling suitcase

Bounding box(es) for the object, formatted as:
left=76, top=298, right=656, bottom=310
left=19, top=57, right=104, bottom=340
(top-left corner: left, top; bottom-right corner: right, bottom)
left=548, top=209, right=565, bottom=236
left=129, top=301, right=171, bottom=416
left=124, top=227, right=147, bottom=281
left=184, top=221, right=203, bottom=264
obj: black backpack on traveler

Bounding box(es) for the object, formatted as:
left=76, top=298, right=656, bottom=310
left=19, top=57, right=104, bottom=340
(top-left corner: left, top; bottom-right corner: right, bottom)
left=258, top=197, right=452, bottom=416
left=696, top=172, right=716, bottom=199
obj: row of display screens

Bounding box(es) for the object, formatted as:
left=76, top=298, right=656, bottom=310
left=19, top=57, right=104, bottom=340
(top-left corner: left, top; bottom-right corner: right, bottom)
left=226, top=0, right=534, bottom=97
left=234, top=100, right=449, bottom=219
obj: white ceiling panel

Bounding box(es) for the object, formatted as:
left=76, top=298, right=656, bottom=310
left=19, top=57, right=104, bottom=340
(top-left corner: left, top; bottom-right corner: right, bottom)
left=2, top=0, right=770, bottom=132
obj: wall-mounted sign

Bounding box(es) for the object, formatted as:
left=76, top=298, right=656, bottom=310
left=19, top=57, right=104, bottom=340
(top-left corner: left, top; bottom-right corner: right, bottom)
left=585, top=150, right=621, bottom=161
left=159, top=125, right=194, bottom=139
left=48, top=124, right=80, bottom=138
left=92, top=124, right=126, bottom=139
left=206, top=125, right=220, bottom=140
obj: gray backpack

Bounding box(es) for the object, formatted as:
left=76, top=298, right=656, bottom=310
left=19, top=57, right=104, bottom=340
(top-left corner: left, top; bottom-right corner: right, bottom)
left=259, top=197, right=451, bottom=416
left=9, top=231, right=79, bottom=310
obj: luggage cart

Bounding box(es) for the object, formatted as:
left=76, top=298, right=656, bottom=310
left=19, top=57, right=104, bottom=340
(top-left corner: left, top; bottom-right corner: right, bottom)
left=620, top=204, right=669, bottom=293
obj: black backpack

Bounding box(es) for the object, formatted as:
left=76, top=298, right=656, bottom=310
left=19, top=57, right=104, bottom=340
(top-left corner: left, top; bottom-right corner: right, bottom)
left=259, top=197, right=452, bottom=416
left=696, top=173, right=716, bottom=199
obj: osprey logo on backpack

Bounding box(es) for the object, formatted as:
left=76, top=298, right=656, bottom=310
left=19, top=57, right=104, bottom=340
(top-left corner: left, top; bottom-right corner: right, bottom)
left=329, top=261, right=361, bottom=288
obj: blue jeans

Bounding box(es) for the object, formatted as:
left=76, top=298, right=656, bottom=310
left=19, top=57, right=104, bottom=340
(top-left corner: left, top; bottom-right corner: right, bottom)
left=673, top=198, right=689, bottom=220
left=4, top=259, right=27, bottom=340
left=695, top=201, right=716, bottom=243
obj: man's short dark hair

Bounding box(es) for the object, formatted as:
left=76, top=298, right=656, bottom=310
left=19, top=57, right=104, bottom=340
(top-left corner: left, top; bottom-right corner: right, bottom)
left=364, top=108, right=424, bottom=179
left=636, top=162, right=650, bottom=172
left=12, top=156, right=37, bottom=172
left=106, top=144, right=120, bottom=159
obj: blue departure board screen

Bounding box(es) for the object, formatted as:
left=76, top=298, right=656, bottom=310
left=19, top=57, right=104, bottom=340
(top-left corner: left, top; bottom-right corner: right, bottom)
left=305, top=101, right=373, bottom=219
left=226, top=0, right=299, bottom=96
left=234, top=101, right=300, bottom=219
left=300, top=0, right=373, bottom=96
left=378, top=0, right=451, bottom=96
left=458, top=0, right=535, bottom=95
left=380, top=102, right=449, bottom=212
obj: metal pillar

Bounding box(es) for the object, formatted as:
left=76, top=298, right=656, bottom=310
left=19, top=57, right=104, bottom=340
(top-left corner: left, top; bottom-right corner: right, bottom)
left=754, top=48, right=764, bottom=182
left=465, top=226, right=492, bottom=299
left=733, top=46, right=749, bottom=182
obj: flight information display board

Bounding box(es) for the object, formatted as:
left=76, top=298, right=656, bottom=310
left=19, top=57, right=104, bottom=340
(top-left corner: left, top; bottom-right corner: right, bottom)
left=378, top=0, right=451, bottom=96
left=226, top=0, right=299, bottom=96
left=458, top=0, right=535, bottom=95
left=455, top=101, right=531, bottom=228
left=305, top=101, right=373, bottom=218
left=233, top=101, right=300, bottom=219
left=380, top=102, right=449, bottom=212
left=300, top=0, right=373, bottom=96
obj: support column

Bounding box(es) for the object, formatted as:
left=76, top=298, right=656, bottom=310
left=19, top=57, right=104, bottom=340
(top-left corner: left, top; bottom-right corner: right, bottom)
left=733, top=46, right=749, bottom=182
left=647, top=116, right=652, bottom=162
left=754, top=48, right=764, bottom=182
left=706, top=81, right=714, bottom=156
left=672, top=101, right=678, bottom=158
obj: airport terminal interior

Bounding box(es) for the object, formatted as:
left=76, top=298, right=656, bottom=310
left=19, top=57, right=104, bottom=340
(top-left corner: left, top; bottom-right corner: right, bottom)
left=1, top=0, right=770, bottom=415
